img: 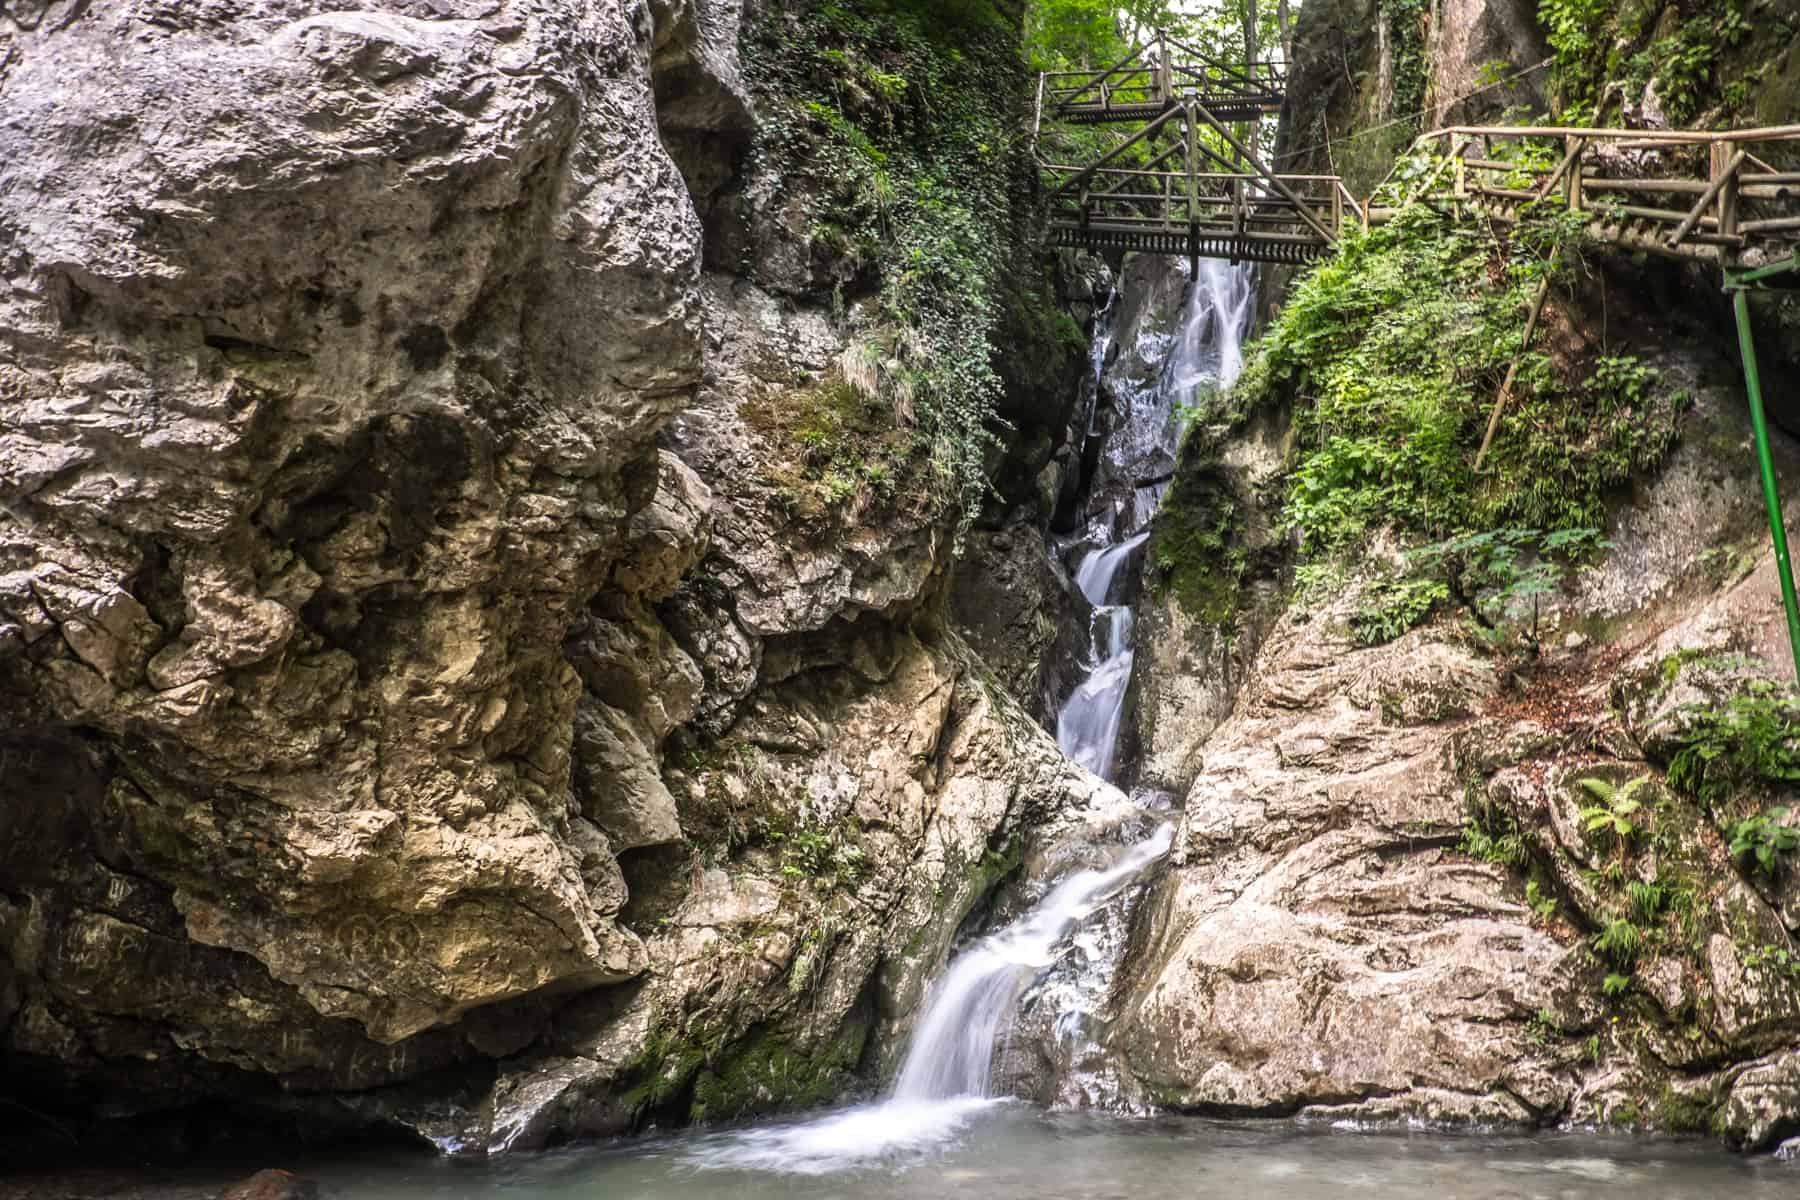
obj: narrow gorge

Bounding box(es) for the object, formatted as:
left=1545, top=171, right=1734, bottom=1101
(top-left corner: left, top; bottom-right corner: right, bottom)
left=5, top=0, right=1800, bottom=1195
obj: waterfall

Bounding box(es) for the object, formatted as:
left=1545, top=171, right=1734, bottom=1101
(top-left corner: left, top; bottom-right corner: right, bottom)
left=685, top=259, right=1253, bottom=1175
left=889, top=824, right=1174, bottom=1101
left=1053, top=259, right=1254, bottom=786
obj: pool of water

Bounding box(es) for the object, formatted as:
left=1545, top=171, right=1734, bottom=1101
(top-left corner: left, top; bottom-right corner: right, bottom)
left=272, top=1103, right=1797, bottom=1200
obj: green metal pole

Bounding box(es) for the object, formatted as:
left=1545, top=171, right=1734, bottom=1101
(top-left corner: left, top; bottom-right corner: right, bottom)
left=1732, top=286, right=1800, bottom=682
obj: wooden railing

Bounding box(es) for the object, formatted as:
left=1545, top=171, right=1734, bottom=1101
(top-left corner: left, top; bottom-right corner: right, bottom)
left=1034, top=32, right=1284, bottom=130
left=1389, top=124, right=1800, bottom=268
left=1043, top=161, right=1358, bottom=264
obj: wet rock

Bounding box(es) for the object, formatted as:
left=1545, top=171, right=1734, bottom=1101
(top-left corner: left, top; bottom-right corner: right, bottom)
left=220, top=1170, right=320, bottom=1200
left=950, top=522, right=1075, bottom=716
left=1720, top=1049, right=1800, bottom=1150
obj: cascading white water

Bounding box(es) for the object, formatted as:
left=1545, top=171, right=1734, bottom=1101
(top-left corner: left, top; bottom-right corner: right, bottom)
left=889, top=824, right=1174, bottom=1101
left=686, top=261, right=1252, bottom=1176
left=685, top=826, right=1174, bottom=1175
left=1053, top=260, right=1255, bottom=784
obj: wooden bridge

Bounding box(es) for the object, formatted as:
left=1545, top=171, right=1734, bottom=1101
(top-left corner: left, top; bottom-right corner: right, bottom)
left=1036, top=38, right=1800, bottom=274
left=1036, top=38, right=1353, bottom=268
left=1394, top=124, right=1800, bottom=271
left=1034, top=32, right=1284, bottom=128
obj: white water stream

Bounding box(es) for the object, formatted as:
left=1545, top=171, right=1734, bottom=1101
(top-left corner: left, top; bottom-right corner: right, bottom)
left=687, top=260, right=1253, bottom=1176
left=1054, top=259, right=1254, bottom=783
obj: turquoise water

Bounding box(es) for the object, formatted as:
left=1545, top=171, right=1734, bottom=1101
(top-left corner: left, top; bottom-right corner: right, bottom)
left=283, top=1105, right=1796, bottom=1200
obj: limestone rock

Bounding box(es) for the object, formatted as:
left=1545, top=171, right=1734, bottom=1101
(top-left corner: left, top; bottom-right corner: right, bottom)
left=1, top=0, right=701, bottom=1112
left=220, top=1170, right=320, bottom=1200
left=1721, top=1049, right=1800, bottom=1150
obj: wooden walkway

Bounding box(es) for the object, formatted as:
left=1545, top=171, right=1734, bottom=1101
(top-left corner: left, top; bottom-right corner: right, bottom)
left=1037, top=40, right=1351, bottom=267
left=1036, top=40, right=1800, bottom=274
left=1392, top=124, right=1800, bottom=272
left=1035, top=32, right=1283, bottom=128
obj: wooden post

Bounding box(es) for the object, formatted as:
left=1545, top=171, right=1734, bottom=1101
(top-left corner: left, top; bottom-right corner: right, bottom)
left=1719, top=139, right=1741, bottom=250
left=1569, top=135, right=1584, bottom=214
left=1232, top=177, right=1244, bottom=264
left=1187, top=100, right=1201, bottom=279
left=1157, top=28, right=1171, bottom=107
left=1474, top=270, right=1556, bottom=471
left=1193, top=103, right=1337, bottom=243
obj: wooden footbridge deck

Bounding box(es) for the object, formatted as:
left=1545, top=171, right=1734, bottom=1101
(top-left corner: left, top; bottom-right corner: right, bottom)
left=1036, top=39, right=1800, bottom=273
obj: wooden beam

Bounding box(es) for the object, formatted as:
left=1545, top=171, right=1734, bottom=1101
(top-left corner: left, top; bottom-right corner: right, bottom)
left=1048, top=104, right=1185, bottom=197
left=1474, top=271, right=1557, bottom=472
left=1190, top=102, right=1337, bottom=243
left=1532, top=136, right=1585, bottom=202
left=1054, top=44, right=1155, bottom=109
left=1669, top=149, right=1745, bottom=247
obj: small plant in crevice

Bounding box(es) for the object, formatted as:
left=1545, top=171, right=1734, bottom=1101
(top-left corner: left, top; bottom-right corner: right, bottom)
left=1663, top=682, right=1800, bottom=805
left=1601, top=971, right=1634, bottom=998
left=1593, top=917, right=1645, bottom=967
left=1577, top=773, right=1654, bottom=845
left=1742, top=943, right=1800, bottom=981
left=1406, top=527, right=1609, bottom=656
left=1727, top=807, right=1798, bottom=876
left=1460, top=801, right=1529, bottom=868
left=1525, top=878, right=1559, bottom=922
left=1350, top=575, right=1450, bottom=647
left=1625, top=879, right=1668, bottom=923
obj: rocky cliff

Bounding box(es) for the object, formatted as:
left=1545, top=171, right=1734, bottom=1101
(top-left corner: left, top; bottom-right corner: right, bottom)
left=0, top=0, right=1099, bottom=1161
left=1112, top=0, right=1800, bottom=1151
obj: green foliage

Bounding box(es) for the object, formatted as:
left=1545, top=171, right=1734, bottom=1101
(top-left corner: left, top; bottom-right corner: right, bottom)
left=1538, top=0, right=1612, bottom=114
left=1391, top=527, right=1608, bottom=655
left=1743, top=943, right=1800, bottom=980
left=1646, top=2, right=1752, bottom=123
left=1146, top=445, right=1248, bottom=624
left=1241, top=206, right=1683, bottom=557
left=1626, top=879, right=1668, bottom=922
left=743, top=0, right=1048, bottom=537
left=1593, top=918, right=1645, bottom=966
left=1577, top=773, right=1653, bottom=843
left=1525, top=879, right=1559, bottom=921
left=1350, top=576, right=1450, bottom=647
left=1728, top=807, right=1798, bottom=876
left=1543, top=0, right=1751, bottom=122
left=770, top=823, right=868, bottom=889
left=1664, top=683, right=1800, bottom=804
left=1461, top=809, right=1528, bottom=868
left=1601, top=971, right=1635, bottom=997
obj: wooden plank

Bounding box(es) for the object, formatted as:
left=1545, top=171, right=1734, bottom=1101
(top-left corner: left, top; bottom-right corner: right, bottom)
left=1047, top=104, right=1185, bottom=197
left=1737, top=216, right=1800, bottom=233
left=1190, top=102, right=1337, bottom=243
left=1585, top=177, right=1712, bottom=195
left=1669, top=150, right=1744, bottom=246
left=1474, top=272, right=1556, bottom=472
left=1533, top=136, right=1585, bottom=202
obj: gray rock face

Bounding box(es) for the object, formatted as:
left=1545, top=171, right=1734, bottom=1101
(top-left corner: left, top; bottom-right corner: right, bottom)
left=0, top=0, right=1093, bottom=1156
left=1, top=0, right=705, bottom=1114
left=1110, top=380, right=1800, bottom=1144
left=1425, top=0, right=1551, bottom=125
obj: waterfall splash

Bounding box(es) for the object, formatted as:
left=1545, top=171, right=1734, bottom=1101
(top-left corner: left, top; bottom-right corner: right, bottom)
left=683, top=827, right=1173, bottom=1175
left=889, top=824, right=1175, bottom=1100
left=685, top=260, right=1250, bottom=1176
